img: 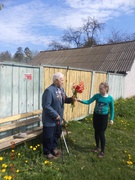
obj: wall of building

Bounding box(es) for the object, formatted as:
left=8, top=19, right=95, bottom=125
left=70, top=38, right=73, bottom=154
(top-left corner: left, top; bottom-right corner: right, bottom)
left=124, top=60, right=135, bottom=98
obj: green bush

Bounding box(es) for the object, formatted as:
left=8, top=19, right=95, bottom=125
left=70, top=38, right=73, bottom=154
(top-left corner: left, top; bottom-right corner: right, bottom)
left=114, top=96, right=135, bottom=118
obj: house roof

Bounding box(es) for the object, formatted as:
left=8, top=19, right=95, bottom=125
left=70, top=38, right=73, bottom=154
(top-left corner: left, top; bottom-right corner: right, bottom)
left=30, top=41, right=135, bottom=73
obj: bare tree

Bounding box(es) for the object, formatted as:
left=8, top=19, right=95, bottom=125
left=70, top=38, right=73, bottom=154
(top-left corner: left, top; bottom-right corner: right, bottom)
left=128, top=32, right=135, bottom=41
left=31, top=50, right=39, bottom=58
left=82, top=16, right=105, bottom=46
left=48, top=40, right=70, bottom=50
left=83, top=37, right=97, bottom=47
left=61, top=17, right=104, bottom=47
left=48, top=16, right=105, bottom=50
left=0, top=51, right=12, bottom=61
left=106, top=28, right=135, bottom=44
left=62, top=27, right=83, bottom=48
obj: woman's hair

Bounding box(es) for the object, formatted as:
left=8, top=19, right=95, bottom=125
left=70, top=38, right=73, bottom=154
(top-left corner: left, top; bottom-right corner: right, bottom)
left=100, top=82, right=109, bottom=92
left=52, top=72, right=64, bottom=82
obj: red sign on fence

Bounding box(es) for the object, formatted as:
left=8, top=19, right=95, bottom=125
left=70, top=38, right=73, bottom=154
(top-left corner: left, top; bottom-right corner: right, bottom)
left=24, top=73, right=32, bottom=80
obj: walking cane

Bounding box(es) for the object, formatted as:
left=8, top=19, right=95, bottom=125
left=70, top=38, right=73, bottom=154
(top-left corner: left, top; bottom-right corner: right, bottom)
left=62, top=119, right=70, bottom=156
left=57, top=120, right=65, bottom=164
left=61, top=132, right=70, bottom=156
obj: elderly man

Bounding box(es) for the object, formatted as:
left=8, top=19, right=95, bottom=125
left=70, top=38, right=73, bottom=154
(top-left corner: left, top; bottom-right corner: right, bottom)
left=42, top=72, right=73, bottom=159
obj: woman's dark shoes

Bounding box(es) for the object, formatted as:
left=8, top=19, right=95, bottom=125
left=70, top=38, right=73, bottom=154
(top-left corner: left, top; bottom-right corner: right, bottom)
left=98, top=152, right=104, bottom=158
left=92, top=147, right=100, bottom=153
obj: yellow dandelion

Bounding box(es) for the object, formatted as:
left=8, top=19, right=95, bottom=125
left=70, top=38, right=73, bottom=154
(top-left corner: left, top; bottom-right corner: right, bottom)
left=33, top=147, right=36, bottom=151
left=30, top=146, right=33, bottom=149
left=18, top=153, right=21, bottom=156
left=127, top=161, right=133, bottom=165
left=11, top=150, right=15, bottom=153
left=37, top=144, right=40, bottom=147
left=4, top=176, right=8, bottom=180
left=2, top=168, right=6, bottom=172
left=44, top=160, right=49, bottom=165
left=16, top=169, right=20, bottom=173
left=0, top=157, right=3, bottom=161
left=4, top=175, right=12, bottom=180
left=25, top=160, right=28, bottom=163
left=2, top=164, right=8, bottom=168
left=8, top=176, right=12, bottom=180
left=5, top=176, right=12, bottom=180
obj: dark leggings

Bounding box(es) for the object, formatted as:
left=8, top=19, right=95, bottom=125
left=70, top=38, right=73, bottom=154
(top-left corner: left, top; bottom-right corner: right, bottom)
left=93, top=112, right=108, bottom=153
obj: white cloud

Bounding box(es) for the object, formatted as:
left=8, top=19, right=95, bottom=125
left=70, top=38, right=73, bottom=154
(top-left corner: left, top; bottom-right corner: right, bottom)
left=0, top=0, right=135, bottom=53
left=66, top=0, right=135, bottom=10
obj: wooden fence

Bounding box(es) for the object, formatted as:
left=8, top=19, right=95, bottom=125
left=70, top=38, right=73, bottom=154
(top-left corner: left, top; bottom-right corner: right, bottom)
left=0, top=63, right=124, bottom=139
left=42, top=65, right=124, bottom=121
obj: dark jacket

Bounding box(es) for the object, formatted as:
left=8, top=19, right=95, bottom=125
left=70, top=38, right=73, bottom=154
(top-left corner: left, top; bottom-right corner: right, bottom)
left=42, top=84, right=72, bottom=127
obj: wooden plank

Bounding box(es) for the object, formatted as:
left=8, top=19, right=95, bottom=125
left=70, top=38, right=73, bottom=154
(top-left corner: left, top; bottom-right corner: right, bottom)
left=26, top=126, right=43, bottom=134
left=0, top=110, right=42, bottom=124
left=0, top=117, right=41, bottom=133
left=0, top=126, right=42, bottom=143
left=0, top=127, right=43, bottom=151
left=0, top=136, right=13, bottom=143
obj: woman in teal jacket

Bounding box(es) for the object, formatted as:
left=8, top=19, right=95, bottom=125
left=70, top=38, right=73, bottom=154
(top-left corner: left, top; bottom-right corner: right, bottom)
left=78, top=82, right=114, bottom=158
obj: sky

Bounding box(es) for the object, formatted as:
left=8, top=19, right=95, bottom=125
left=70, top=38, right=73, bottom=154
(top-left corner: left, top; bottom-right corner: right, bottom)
left=0, top=0, right=135, bottom=55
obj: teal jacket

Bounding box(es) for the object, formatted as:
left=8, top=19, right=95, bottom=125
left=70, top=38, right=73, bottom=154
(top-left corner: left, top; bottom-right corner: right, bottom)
left=81, top=93, right=114, bottom=120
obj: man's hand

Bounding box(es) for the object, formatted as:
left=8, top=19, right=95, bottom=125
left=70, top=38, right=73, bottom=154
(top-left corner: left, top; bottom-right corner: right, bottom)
left=72, top=95, right=77, bottom=102
left=56, top=115, right=60, bottom=121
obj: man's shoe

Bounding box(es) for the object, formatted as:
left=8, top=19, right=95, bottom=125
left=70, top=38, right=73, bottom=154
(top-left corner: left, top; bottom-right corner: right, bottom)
left=51, top=149, right=60, bottom=157
left=46, top=153, right=57, bottom=160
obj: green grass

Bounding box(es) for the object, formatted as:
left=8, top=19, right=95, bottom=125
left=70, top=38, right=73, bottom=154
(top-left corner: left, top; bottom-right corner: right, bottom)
left=0, top=96, right=135, bottom=180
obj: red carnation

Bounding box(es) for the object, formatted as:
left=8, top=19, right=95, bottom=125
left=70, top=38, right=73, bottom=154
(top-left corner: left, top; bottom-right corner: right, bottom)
left=71, top=81, right=84, bottom=111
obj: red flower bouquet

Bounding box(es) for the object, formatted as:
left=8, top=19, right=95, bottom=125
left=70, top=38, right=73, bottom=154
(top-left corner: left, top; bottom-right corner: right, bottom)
left=71, top=81, right=84, bottom=111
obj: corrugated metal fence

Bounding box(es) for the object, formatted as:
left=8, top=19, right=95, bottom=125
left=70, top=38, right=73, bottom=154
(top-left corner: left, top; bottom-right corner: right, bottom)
left=0, top=63, right=42, bottom=139
left=0, top=63, right=124, bottom=138
left=0, top=63, right=42, bottom=118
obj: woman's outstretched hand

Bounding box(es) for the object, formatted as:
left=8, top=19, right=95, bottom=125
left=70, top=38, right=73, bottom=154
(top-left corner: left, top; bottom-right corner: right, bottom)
left=77, top=98, right=82, bottom=103
left=110, top=120, right=114, bottom=125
